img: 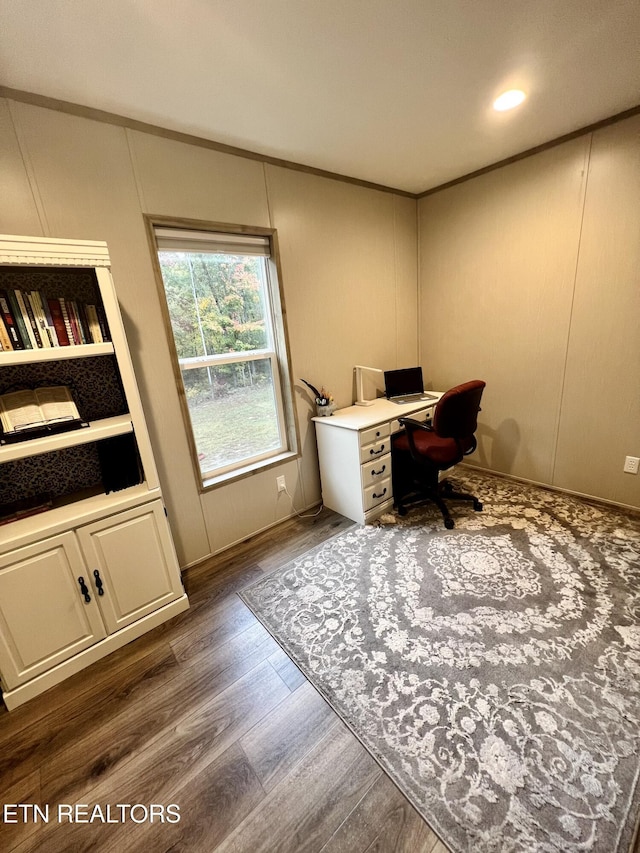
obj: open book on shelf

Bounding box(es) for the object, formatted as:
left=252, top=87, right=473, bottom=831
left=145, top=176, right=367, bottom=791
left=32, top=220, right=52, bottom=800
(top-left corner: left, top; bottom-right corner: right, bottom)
left=0, top=385, right=87, bottom=442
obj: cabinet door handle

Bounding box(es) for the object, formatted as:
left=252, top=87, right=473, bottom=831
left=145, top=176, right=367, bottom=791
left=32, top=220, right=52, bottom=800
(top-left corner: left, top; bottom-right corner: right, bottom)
left=77, top=576, right=91, bottom=603
left=93, top=569, right=105, bottom=596
left=372, top=487, right=388, bottom=499
left=371, top=465, right=386, bottom=476
left=370, top=444, right=386, bottom=456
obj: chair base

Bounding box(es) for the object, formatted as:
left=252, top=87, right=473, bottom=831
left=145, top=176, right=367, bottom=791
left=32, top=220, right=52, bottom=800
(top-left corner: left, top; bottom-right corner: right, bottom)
left=395, top=477, right=483, bottom=529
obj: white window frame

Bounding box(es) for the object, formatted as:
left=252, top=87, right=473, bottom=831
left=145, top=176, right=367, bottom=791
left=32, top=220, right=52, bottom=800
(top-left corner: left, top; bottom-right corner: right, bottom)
left=148, top=219, right=298, bottom=488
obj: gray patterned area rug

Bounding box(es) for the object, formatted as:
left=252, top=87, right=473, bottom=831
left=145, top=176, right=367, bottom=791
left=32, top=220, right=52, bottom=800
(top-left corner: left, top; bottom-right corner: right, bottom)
left=240, top=471, right=640, bottom=853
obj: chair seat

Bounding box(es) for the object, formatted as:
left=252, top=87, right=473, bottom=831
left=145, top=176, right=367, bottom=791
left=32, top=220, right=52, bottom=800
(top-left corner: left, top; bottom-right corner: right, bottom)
left=393, top=430, right=474, bottom=466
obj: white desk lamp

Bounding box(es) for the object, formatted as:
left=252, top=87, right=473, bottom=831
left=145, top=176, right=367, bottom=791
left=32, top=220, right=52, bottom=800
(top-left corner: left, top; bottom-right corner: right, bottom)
left=354, top=365, right=383, bottom=406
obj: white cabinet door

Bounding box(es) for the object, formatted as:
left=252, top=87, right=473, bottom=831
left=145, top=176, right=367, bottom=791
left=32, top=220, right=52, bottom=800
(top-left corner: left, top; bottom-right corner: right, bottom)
left=77, top=501, right=183, bottom=634
left=0, top=533, right=107, bottom=690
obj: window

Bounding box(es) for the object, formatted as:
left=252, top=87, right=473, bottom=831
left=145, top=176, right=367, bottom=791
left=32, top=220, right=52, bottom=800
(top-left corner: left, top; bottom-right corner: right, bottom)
left=152, top=224, right=296, bottom=485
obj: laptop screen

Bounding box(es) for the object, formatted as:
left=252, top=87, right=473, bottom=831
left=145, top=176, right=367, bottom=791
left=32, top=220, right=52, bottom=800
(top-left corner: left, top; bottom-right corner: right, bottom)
left=384, top=367, right=424, bottom=399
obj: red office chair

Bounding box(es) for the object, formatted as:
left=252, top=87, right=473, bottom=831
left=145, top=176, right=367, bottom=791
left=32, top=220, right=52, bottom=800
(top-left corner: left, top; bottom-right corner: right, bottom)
left=392, top=380, right=486, bottom=529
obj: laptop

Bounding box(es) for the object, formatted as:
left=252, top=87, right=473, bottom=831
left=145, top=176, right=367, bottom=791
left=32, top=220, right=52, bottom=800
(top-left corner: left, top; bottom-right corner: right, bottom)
left=384, top=367, right=438, bottom=405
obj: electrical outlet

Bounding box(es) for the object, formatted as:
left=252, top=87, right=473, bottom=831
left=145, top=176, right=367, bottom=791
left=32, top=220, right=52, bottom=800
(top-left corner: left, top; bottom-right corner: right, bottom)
left=276, top=475, right=286, bottom=493
left=623, top=456, right=640, bottom=475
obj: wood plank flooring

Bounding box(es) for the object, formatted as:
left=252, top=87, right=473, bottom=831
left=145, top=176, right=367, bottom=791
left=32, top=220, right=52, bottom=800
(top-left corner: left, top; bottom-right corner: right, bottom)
left=0, top=509, right=449, bottom=853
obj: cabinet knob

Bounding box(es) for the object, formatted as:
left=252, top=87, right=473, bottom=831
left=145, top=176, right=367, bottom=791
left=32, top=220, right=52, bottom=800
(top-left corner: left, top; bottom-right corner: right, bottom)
left=77, top=576, right=91, bottom=603
left=93, top=569, right=105, bottom=596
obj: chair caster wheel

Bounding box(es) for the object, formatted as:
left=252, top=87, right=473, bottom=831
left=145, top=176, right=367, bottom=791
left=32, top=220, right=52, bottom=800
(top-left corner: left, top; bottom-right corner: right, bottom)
left=473, top=500, right=483, bottom=511
left=444, top=517, right=455, bottom=529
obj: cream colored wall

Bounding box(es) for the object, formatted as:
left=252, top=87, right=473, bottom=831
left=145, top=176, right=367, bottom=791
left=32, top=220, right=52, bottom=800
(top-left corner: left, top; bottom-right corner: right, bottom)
left=264, top=169, right=418, bottom=512
left=553, top=117, right=640, bottom=506
left=418, top=115, right=640, bottom=509
left=0, top=96, right=418, bottom=564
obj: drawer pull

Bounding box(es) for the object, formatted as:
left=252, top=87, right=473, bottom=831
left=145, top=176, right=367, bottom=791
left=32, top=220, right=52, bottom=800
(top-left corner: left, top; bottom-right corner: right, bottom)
left=373, top=487, right=388, bottom=499
left=371, top=465, right=386, bottom=476
left=93, top=569, right=105, bottom=596
left=77, top=576, right=91, bottom=603
left=370, top=444, right=386, bottom=456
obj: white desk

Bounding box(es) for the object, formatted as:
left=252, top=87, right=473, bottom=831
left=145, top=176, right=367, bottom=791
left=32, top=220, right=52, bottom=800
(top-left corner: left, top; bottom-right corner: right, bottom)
left=312, top=395, right=442, bottom=524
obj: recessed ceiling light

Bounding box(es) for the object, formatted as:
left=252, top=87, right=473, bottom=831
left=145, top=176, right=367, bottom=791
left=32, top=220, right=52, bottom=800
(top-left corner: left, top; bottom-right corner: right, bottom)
left=493, top=89, right=527, bottom=111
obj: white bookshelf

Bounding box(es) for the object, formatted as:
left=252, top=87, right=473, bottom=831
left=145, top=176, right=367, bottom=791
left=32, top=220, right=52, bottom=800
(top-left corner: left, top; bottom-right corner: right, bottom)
left=0, top=234, right=188, bottom=710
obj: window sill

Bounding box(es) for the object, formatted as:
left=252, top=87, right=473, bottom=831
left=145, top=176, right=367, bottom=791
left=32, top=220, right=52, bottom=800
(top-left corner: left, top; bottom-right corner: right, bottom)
left=200, top=450, right=299, bottom=492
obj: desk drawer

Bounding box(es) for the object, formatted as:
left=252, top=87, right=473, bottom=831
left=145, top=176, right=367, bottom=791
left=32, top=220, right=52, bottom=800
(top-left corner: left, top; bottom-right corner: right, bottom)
left=364, top=479, right=391, bottom=511
left=360, top=423, right=390, bottom=447
left=361, top=454, right=391, bottom=488
left=360, top=437, right=390, bottom=464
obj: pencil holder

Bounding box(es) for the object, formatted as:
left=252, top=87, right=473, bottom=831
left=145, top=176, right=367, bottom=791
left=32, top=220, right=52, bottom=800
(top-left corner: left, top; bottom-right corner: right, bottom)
left=316, top=402, right=336, bottom=417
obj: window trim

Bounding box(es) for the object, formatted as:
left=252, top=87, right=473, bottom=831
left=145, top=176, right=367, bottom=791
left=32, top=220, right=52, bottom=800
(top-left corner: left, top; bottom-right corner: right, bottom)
left=144, top=215, right=300, bottom=492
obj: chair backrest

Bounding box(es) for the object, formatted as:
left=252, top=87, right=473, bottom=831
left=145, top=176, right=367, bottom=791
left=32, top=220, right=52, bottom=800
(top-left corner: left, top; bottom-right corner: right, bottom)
left=433, top=380, right=486, bottom=439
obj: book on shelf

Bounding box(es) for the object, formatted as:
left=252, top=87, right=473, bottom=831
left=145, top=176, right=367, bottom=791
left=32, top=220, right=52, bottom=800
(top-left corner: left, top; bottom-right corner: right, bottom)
left=38, top=292, right=59, bottom=346
left=85, top=304, right=103, bottom=343
left=5, top=291, right=32, bottom=349
left=29, top=290, right=55, bottom=347
left=0, top=314, right=13, bottom=351
left=98, top=434, right=142, bottom=493
left=47, top=298, right=71, bottom=346
left=0, top=385, right=86, bottom=441
left=76, top=302, right=92, bottom=343
left=96, top=304, right=110, bottom=341
left=67, top=300, right=86, bottom=344
left=59, top=298, right=78, bottom=345
left=17, top=290, right=44, bottom=349
left=0, top=290, right=23, bottom=349
left=0, top=493, right=53, bottom=526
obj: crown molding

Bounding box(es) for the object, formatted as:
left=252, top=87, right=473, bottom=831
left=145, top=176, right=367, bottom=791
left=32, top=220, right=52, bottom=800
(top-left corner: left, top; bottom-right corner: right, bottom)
left=0, top=86, right=415, bottom=199
left=418, top=104, right=640, bottom=198
left=2, top=86, right=639, bottom=200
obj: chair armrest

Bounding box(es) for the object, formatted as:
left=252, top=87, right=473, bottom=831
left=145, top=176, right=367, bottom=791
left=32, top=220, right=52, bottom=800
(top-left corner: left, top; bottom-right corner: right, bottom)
left=398, top=417, right=433, bottom=431
left=396, top=417, right=434, bottom=462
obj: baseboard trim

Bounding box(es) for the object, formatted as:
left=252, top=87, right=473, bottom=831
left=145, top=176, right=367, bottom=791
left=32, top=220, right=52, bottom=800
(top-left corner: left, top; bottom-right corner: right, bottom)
left=462, top=463, right=640, bottom=515
left=179, top=501, right=324, bottom=571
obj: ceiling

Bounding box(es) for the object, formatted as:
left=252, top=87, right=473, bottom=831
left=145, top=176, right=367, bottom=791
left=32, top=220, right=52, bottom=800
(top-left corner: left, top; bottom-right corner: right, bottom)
left=0, top=0, right=639, bottom=194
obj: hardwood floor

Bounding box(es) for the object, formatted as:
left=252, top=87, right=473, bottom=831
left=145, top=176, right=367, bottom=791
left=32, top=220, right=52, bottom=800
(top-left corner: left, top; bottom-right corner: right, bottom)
left=0, top=509, right=448, bottom=853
